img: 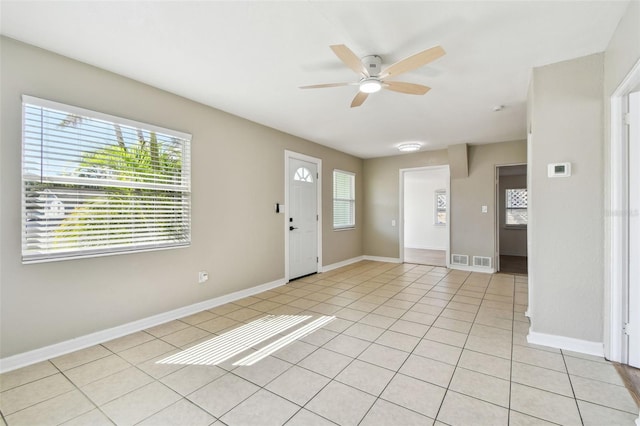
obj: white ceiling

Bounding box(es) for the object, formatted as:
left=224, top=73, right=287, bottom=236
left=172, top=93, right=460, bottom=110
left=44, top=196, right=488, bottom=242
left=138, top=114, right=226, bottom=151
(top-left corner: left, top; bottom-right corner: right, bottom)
left=0, top=1, right=629, bottom=158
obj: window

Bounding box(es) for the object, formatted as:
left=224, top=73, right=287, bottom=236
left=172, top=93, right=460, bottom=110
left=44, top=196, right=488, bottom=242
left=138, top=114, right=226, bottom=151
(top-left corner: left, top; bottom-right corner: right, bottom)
left=293, top=167, right=313, bottom=183
left=506, top=188, right=528, bottom=226
left=22, top=96, right=191, bottom=263
left=435, top=189, right=447, bottom=225
left=333, top=170, right=355, bottom=229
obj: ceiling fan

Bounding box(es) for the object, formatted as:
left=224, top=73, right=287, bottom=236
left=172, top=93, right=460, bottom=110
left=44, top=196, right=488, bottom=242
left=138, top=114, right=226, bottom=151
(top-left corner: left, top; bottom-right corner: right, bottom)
left=300, top=44, right=446, bottom=108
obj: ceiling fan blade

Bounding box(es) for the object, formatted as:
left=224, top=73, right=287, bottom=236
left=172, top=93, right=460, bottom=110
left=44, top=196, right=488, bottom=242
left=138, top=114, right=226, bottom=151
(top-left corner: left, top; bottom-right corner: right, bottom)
left=351, top=92, right=368, bottom=108
left=380, top=46, right=445, bottom=78
left=384, top=81, right=431, bottom=95
left=299, top=82, right=352, bottom=89
left=330, top=44, right=369, bottom=77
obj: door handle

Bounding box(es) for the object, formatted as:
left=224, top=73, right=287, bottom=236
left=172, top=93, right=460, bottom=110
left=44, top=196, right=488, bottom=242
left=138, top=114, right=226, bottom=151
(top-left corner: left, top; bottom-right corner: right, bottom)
left=289, top=226, right=298, bottom=231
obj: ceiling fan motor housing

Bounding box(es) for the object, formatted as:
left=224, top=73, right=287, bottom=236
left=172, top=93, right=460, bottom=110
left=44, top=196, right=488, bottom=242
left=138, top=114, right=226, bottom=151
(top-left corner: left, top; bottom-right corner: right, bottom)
left=362, top=55, right=382, bottom=76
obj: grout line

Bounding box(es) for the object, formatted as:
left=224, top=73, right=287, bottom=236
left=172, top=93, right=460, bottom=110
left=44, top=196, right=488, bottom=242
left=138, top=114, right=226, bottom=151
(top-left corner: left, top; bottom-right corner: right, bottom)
left=508, top=273, right=516, bottom=425
left=48, top=359, right=115, bottom=425
left=431, top=270, right=493, bottom=422
left=287, top=263, right=449, bottom=422
left=274, top=262, right=450, bottom=422
left=207, top=268, right=396, bottom=423
left=2, top=262, right=555, bottom=426
left=561, top=349, right=585, bottom=425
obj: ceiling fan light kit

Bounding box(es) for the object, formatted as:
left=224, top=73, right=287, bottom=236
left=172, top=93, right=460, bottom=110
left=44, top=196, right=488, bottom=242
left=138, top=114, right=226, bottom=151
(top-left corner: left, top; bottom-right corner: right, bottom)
left=359, top=78, right=382, bottom=93
left=300, top=44, right=445, bottom=107
left=398, top=142, right=422, bottom=152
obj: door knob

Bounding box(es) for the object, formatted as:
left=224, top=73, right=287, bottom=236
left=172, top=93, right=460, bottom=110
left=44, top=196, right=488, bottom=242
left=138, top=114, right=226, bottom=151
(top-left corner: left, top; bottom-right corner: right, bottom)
left=289, top=226, right=298, bottom=231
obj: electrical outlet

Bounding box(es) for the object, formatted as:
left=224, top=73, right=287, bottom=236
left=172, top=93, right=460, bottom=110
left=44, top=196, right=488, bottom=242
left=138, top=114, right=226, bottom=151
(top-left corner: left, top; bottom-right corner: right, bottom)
left=198, top=271, right=209, bottom=284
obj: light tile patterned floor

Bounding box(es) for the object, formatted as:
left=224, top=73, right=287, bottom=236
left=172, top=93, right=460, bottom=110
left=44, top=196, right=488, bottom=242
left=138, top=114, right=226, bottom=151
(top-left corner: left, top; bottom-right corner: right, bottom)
left=1, top=261, right=638, bottom=425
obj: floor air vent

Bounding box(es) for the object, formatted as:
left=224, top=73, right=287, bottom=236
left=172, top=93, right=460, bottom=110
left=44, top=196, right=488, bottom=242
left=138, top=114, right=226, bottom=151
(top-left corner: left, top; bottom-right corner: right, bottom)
left=451, top=254, right=469, bottom=266
left=473, top=256, right=492, bottom=268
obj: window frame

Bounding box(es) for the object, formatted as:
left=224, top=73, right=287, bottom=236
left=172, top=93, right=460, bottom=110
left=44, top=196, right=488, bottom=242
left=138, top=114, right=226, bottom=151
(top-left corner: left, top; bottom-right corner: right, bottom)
left=21, top=95, right=192, bottom=263
left=332, top=169, right=356, bottom=230
left=434, top=189, right=447, bottom=226
left=505, top=187, right=528, bottom=228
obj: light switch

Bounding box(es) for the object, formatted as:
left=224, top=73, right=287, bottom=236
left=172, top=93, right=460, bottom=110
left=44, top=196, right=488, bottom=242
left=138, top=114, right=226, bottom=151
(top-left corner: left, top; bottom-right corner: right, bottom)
left=481, top=205, right=488, bottom=213
left=391, top=219, right=396, bottom=227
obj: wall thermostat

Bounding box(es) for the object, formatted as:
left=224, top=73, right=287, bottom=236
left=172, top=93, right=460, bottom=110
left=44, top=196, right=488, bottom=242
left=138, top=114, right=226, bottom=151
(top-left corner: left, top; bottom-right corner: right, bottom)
left=548, top=162, right=571, bottom=178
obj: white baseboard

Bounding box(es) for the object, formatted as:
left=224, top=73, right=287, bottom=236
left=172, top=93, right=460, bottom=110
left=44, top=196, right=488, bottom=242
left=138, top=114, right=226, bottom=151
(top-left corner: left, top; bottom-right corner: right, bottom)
left=405, top=246, right=447, bottom=251
left=0, top=278, right=286, bottom=373
left=321, top=256, right=365, bottom=273
left=363, top=256, right=402, bottom=263
left=527, top=330, right=604, bottom=357
left=448, top=264, right=496, bottom=274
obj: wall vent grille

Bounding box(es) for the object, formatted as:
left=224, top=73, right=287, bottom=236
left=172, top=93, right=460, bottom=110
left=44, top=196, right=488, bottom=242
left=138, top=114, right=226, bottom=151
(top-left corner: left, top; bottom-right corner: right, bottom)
left=451, top=254, right=469, bottom=266
left=473, top=256, right=492, bottom=268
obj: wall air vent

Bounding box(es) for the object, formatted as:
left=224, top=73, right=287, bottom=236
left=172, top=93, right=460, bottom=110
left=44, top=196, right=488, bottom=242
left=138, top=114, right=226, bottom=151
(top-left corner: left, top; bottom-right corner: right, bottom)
left=473, top=256, right=492, bottom=268
left=451, top=254, right=469, bottom=266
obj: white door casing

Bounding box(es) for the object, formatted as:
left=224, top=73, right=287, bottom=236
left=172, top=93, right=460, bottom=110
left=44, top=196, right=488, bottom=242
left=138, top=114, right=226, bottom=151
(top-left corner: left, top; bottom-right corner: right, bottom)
left=495, top=163, right=528, bottom=272
left=607, top=58, right=640, bottom=366
left=628, top=91, right=639, bottom=368
left=285, top=152, right=320, bottom=281
left=399, top=165, right=451, bottom=266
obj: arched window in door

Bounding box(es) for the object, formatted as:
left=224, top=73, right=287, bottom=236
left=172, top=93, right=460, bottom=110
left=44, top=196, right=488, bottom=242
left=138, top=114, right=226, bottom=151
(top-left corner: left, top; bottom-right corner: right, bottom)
left=293, top=167, right=313, bottom=183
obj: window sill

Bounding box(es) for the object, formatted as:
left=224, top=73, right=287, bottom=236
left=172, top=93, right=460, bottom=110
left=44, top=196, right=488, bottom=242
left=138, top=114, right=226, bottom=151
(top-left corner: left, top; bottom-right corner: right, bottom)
left=504, top=225, right=527, bottom=230
left=333, top=226, right=355, bottom=232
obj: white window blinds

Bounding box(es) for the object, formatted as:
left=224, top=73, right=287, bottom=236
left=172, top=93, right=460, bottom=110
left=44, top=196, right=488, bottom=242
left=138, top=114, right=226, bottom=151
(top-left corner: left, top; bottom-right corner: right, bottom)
left=22, top=96, right=191, bottom=263
left=333, top=170, right=355, bottom=229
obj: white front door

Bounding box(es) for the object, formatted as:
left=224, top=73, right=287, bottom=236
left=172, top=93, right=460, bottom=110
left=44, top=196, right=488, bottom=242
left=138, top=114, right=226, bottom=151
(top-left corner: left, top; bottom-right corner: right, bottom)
left=628, top=90, right=639, bottom=367
left=288, top=157, right=318, bottom=280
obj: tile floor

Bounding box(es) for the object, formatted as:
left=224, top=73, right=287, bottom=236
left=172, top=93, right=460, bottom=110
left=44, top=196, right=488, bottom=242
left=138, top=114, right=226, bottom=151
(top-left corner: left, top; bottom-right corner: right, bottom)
left=1, top=261, right=638, bottom=426
left=404, top=249, right=446, bottom=267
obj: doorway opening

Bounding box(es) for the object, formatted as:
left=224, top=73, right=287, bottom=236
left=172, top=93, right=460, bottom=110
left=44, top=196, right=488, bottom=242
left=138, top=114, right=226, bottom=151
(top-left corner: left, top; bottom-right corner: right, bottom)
left=400, top=166, right=450, bottom=267
left=496, top=164, right=528, bottom=274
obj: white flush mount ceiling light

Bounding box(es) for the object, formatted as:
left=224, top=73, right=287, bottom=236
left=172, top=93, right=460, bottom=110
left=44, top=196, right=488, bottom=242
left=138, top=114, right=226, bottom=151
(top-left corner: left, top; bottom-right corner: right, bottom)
left=359, top=78, right=382, bottom=94
left=397, top=142, right=422, bottom=152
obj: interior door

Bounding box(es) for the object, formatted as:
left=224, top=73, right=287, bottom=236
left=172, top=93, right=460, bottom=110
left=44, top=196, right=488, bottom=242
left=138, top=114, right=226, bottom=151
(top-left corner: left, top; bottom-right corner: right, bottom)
left=289, top=158, right=318, bottom=280
left=628, top=91, right=639, bottom=367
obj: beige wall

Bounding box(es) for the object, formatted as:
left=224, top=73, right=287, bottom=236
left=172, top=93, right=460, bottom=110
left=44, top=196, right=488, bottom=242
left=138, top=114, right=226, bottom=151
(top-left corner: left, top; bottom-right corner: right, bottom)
left=0, top=37, right=363, bottom=358
left=362, top=140, right=526, bottom=264
left=450, top=141, right=527, bottom=266
left=529, top=53, right=605, bottom=342
left=362, top=150, right=448, bottom=259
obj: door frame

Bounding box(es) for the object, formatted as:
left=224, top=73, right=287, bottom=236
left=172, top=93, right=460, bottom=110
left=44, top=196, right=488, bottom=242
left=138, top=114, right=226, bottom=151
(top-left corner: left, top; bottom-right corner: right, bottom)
left=399, top=165, right=451, bottom=267
left=494, top=163, right=528, bottom=273
left=606, top=58, right=640, bottom=363
left=284, top=150, right=322, bottom=282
